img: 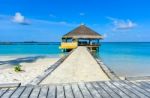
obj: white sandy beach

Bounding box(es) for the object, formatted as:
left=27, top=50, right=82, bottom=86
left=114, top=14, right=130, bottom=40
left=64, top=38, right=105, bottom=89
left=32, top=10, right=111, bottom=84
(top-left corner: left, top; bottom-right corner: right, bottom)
left=0, top=56, right=60, bottom=85
left=41, top=47, right=109, bottom=84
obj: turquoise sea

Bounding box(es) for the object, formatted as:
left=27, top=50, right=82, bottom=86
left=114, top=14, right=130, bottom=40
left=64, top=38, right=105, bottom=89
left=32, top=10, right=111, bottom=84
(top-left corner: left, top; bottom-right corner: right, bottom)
left=0, top=42, right=150, bottom=77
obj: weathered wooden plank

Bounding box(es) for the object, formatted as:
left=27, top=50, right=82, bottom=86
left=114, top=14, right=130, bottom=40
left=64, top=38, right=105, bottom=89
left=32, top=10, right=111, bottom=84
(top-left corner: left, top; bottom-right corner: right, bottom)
left=147, top=81, right=150, bottom=83
left=20, top=87, right=33, bottom=98
left=92, top=82, right=111, bottom=98
left=134, top=82, right=150, bottom=92
left=119, top=81, right=149, bottom=98
left=104, top=81, right=130, bottom=98
left=111, top=81, right=140, bottom=98
left=98, top=82, right=121, bottom=98
left=85, top=82, right=102, bottom=98
left=64, top=84, right=74, bottom=98
left=78, top=82, right=92, bottom=98
left=10, top=86, right=26, bottom=98
left=29, top=87, right=41, bottom=98
left=38, top=86, right=48, bottom=98
left=71, top=84, right=83, bottom=98
left=2, top=81, right=150, bottom=98
left=1, top=88, right=16, bottom=98
left=136, top=82, right=150, bottom=93
left=57, top=85, right=65, bottom=98
left=124, top=81, right=150, bottom=97
left=0, top=88, right=9, bottom=97
left=143, top=81, right=150, bottom=86
left=47, top=86, right=56, bottom=98
left=125, top=76, right=150, bottom=81
left=0, top=83, right=21, bottom=88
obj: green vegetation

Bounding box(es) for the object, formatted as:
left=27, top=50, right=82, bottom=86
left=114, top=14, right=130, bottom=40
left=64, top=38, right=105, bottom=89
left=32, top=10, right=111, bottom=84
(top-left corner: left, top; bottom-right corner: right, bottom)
left=14, top=65, right=22, bottom=72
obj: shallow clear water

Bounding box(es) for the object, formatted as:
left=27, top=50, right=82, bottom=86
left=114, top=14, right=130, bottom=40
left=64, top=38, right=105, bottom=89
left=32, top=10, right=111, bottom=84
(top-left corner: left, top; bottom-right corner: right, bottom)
left=0, top=42, right=150, bottom=77
left=99, top=42, right=150, bottom=77
left=0, top=42, right=61, bottom=56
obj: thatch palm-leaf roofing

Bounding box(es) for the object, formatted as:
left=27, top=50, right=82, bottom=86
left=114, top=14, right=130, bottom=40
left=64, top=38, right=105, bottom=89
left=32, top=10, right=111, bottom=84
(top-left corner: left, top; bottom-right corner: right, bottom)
left=62, top=25, right=103, bottom=39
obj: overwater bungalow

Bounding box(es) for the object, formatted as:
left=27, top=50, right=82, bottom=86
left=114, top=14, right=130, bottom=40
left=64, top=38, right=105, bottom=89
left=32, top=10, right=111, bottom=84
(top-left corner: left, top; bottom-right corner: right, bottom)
left=59, top=24, right=103, bottom=52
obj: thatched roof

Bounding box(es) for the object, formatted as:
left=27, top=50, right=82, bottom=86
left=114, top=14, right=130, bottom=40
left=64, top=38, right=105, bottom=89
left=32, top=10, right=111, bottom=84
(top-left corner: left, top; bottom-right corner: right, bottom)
left=62, top=25, right=103, bottom=39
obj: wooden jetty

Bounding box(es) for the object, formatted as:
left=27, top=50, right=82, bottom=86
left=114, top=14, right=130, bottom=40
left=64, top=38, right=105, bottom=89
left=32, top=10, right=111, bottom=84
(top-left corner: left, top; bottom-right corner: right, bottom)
left=41, top=46, right=110, bottom=84
left=1, top=80, right=150, bottom=98
left=27, top=46, right=118, bottom=86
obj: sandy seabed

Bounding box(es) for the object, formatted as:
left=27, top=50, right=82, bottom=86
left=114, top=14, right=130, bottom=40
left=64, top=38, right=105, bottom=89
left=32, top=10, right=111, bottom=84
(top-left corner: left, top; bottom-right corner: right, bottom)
left=0, top=57, right=59, bottom=85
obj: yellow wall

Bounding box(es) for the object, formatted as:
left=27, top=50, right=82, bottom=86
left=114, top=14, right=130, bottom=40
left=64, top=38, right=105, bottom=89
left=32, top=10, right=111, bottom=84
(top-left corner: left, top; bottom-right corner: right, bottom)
left=59, top=42, right=78, bottom=49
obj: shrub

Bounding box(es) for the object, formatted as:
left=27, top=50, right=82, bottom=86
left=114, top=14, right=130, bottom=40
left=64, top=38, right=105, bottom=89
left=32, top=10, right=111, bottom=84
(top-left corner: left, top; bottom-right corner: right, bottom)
left=14, top=65, right=22, bottom=72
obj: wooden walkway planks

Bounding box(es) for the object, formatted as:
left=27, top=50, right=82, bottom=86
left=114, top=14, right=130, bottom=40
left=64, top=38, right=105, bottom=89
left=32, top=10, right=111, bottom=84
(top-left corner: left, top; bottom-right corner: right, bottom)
left=85, top=82, right=102, bottom=98
left=136, top=81, right=150, bottom=92
left=97, top=82, right=121, bottom=98
left=71, top=84, right=83, bottom=98
left=118, top=81, right=149, bottom=98
left=38, top=86, right=48, bottom=98
left=29, top=87, right=41, bottom=98
left=111, top=81, right=139, bottom=98
left=47, top=86, right=55, bottom=98
left=92, top=82, right=111, bottom=98
left=78, top=82, right=93, bottom=98
left=1, top=80, right=150, bottom=98
left=0, top=88, right=9, bottom=97
left=124, top=81, right=150, bottom=97
left=19, top=86, right=33, bottom=98
left=64, top=84, right=74, bottom=98
left=0, top=83, right=21, bottom=88
left=104, top=81, right=130, bottom=98
left=0, top=88, right=16, bottom=98
left=56, top=85, right=65, bottom=98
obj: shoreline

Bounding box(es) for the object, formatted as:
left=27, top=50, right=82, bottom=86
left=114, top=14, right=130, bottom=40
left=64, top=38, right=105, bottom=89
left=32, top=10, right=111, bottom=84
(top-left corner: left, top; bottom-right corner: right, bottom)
left=0, top=56, right=60, bottom=85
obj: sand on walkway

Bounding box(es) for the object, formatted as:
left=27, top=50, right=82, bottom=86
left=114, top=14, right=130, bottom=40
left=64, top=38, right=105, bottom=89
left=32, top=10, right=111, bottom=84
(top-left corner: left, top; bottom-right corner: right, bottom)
left=0, top=57, right=60, bottom=85
left=41, top=46, right=109, bottom=84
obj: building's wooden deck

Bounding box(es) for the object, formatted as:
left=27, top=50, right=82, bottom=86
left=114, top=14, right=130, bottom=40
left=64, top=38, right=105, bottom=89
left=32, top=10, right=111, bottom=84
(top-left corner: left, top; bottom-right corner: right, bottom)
left=0, top=80, right=150, bottom=98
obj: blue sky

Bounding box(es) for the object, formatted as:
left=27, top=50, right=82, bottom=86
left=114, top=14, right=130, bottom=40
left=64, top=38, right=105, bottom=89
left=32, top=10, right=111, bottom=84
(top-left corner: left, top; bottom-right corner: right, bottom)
left=0, top=0, right=150, bottom=42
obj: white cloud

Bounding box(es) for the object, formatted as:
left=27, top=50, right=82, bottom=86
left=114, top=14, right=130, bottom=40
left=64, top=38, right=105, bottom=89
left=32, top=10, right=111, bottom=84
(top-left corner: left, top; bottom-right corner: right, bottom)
left=79, top=13, right=85, bottom=16
left=107, top=17, right=136, bottom=30
left=32, top=19, right=78, bottom=27
left=13, top=12, right=30, bottom=25
left=0, top=13, right=77, bottom=26
left=49, top=14, right=56, bottom=18
left=58, top=21, right=67, bottom=25
left=13, top=12, right=24, bottom=23
left=103, top=33, right=108, bottom=38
